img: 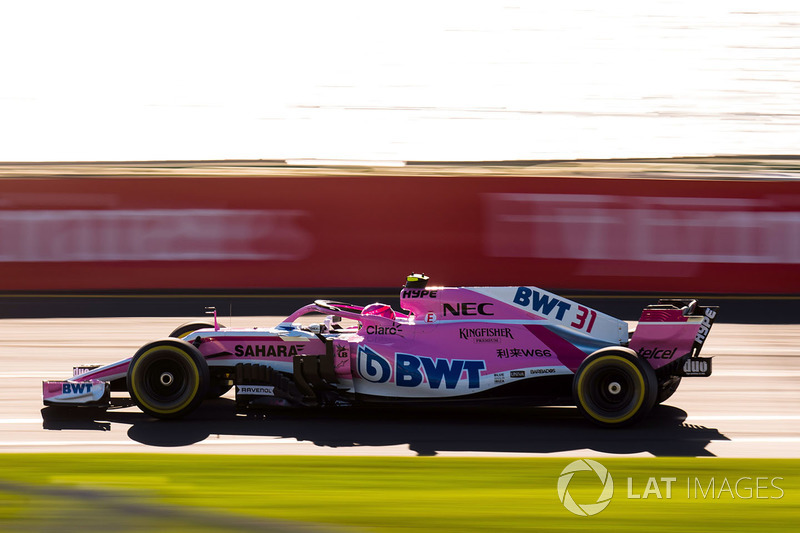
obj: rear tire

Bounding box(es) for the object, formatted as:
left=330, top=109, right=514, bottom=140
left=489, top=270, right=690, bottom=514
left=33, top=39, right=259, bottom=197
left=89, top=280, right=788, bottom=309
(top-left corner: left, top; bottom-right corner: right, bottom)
left=573, top=349, right=657, bottom=427
left=127, top=340, right=209, bottom=419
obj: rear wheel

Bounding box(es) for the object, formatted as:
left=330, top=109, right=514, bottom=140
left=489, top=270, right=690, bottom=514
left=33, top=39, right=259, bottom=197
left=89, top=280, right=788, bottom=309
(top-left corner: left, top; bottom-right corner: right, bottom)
left=127, top=340, right=209, bottom=419
left=573, top=349, right=657, bottom=427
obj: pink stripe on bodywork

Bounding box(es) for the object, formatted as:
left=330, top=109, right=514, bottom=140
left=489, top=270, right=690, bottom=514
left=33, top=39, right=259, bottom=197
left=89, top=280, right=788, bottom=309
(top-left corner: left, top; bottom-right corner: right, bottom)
left=524, top=324, right=586, bottom=373
left=74, top=361, right=130, bottom=382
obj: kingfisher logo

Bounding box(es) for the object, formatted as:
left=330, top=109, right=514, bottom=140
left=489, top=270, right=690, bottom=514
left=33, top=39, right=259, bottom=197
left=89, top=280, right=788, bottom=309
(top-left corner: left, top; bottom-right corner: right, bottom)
left=557, top=459, right=614, bottom=516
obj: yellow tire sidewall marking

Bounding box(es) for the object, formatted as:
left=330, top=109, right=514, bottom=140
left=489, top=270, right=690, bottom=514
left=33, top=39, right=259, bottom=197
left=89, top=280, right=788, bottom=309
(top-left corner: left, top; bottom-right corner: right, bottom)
left=577, top=355, right=645, bottom=424
left=130, top=345, right=200, bottom=415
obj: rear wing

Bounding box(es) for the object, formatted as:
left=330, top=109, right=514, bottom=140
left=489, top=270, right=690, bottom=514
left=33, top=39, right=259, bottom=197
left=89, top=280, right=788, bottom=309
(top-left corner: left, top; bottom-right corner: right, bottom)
left=640, top=298, right=718, bottom=357
left=630, top=298, right=718, bottom=374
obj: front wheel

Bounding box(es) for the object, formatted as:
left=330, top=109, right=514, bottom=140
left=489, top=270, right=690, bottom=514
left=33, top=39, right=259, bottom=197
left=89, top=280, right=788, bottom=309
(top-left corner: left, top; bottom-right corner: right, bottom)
left=573, top=349, right=657, bottom=427
left=168, top=322, right=221, bottom=339
left=168, top=322, right=231, bottom=398
left=127, top=340, right=209, bottom=419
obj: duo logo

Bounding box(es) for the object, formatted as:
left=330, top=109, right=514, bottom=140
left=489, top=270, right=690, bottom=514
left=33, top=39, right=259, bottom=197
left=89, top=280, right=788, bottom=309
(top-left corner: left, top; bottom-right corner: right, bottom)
left=557, top=459, right=614, bottom=516
left=357, top=346, right=486, bottom=389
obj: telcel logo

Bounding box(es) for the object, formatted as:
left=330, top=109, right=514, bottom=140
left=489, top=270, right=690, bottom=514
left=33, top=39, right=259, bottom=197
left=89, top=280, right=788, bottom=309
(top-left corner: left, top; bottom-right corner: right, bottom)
left=557, top=460, right=614, bottom=516
left=637, top=346, right=677, bottom=359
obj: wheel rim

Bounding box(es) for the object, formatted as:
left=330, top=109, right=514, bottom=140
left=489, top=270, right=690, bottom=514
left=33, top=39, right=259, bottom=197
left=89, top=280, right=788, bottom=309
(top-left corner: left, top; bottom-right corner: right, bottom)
left=577, top=356, right=645, bottom=423
left=588, top=367, right=635, bottom=412
left=136, top=350, right=195, bottom=409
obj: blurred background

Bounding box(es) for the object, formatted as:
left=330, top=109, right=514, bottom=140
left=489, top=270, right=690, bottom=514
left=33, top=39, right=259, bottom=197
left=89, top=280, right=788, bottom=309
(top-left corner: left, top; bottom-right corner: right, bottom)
left=1, top=1, right=798, bottom=317
left=2, top=6, right=800, bottom=531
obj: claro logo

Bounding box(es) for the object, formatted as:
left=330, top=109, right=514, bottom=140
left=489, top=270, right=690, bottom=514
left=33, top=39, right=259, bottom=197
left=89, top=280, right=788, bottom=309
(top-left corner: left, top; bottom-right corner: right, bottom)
left=365, top=324, right=402, bottom=335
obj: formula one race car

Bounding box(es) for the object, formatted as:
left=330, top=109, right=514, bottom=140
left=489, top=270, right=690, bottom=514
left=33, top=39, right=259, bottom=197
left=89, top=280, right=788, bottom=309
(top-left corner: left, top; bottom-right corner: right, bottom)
left=43, top=275, right=717, bottom=427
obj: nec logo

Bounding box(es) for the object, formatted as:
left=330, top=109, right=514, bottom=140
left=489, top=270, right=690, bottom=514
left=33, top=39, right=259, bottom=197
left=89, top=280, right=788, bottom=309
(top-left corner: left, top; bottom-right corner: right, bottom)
left=512, top=287, right=572, bottom=320
left=442, top=303, right=494, bottom=317
left=62, top=383, right=92, bottom=395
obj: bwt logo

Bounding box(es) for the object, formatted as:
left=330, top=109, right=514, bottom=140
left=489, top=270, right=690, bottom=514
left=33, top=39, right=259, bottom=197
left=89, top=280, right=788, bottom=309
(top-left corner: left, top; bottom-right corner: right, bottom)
left=513, top=287, right=572, bottom=320
left=62, top=383, right=92, bottom=395
left=357, top=346, right=485, bottom=389
left=396, top=353, right=485, bottom=389
left=557, top=460, right=614, bottom=516
left=358, top=346, right=392, bottom=384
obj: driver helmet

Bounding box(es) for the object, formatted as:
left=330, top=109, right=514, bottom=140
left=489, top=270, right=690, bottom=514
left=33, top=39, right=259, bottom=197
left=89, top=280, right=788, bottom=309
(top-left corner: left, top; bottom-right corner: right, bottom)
left=361, top=303, right=396, bottom=320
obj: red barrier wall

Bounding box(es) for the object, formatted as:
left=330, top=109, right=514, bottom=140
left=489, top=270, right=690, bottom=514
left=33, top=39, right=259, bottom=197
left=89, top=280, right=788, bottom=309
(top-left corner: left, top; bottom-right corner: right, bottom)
left=1, top=175, right=798, bottom=293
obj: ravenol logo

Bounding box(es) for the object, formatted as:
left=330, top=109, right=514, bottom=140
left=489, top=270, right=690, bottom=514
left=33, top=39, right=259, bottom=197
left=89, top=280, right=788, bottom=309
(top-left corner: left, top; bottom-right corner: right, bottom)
left=557, top=459, right=614, bottom=516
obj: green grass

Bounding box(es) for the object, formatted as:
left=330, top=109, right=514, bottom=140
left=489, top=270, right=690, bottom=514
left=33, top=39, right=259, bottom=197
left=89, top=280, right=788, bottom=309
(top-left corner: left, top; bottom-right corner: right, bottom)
left=0, top=455, right=798, bottom=532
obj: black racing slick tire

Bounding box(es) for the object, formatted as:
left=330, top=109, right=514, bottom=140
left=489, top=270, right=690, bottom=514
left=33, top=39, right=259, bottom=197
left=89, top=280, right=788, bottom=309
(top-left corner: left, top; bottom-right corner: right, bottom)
left=167, top=322, right=232, bottom=399
left=127, top=339, right=209, bottom=419
left=168, top=322, right=220, bottom=339
left=573, top=348, right=658, bottom=428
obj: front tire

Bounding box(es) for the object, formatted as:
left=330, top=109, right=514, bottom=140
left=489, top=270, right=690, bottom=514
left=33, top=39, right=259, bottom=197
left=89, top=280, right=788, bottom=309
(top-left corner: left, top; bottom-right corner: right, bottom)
left=573, top=348, right=657, bottom=427
left=168, top=322, right=220, bottom=339
left=168, top=322, right=232, bottom=398
left=127, top=340, right=209, bottom=419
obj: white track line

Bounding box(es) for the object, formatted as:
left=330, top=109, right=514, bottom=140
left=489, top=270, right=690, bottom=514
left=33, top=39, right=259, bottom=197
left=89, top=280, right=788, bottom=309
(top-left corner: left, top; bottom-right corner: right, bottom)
left=0, top=438, right=310, bottom=447
left=712, top=437, right=800, bottom=443
left=686, top=415, right=800, bottom=421
left=3, top=414, right=800, bottom=425
left=1, top=437, right=800, bottom=449
left=0, top=372, right=64, bottom=378
left=712, top=370, right=800, bottom=377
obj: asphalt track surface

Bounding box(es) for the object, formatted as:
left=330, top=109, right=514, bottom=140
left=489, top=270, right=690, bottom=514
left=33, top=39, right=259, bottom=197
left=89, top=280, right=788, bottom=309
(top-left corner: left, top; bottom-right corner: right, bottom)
left=1, top=317, right=798, bottom=458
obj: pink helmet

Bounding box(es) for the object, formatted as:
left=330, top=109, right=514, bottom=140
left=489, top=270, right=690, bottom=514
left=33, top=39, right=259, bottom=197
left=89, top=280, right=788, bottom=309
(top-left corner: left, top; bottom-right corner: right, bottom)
left=361, top=303, right=396, bottom=320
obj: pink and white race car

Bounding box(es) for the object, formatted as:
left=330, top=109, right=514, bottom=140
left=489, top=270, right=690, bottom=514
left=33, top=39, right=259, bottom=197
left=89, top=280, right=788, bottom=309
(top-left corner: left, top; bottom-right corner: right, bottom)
left=43, top=275, right=717, bottom=427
